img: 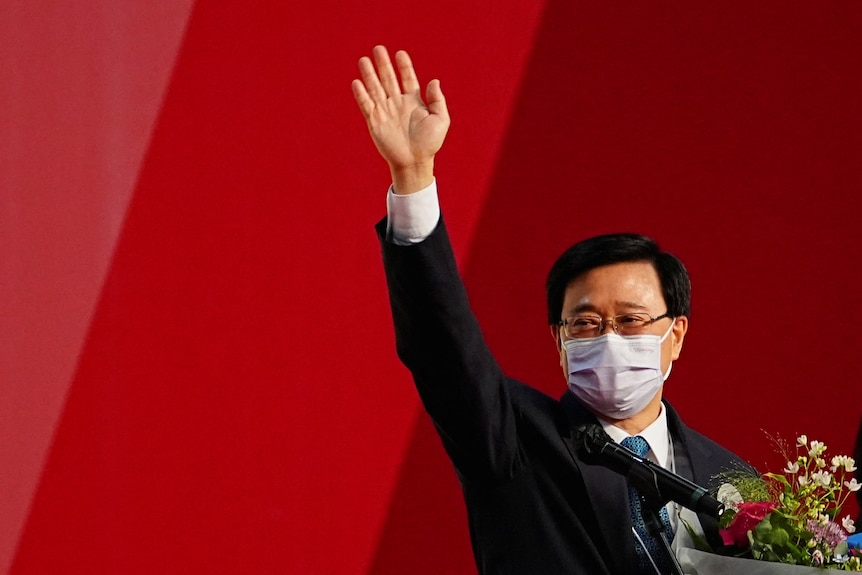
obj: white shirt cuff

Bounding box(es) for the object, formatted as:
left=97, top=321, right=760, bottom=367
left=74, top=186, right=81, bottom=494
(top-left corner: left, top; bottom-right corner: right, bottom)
left=386, top=179, right=441, bottom=245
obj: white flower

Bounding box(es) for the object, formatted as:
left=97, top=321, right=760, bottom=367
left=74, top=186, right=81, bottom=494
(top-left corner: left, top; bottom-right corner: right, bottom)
left=815, top=457, right=827, bottom=469
left=784, top=461, right=801, bottom=474
left=830, top=455, right=857, bottom=473
left=842, top=515, right=856, bottom=534
left=717, top=483, right=744, bottom=507
left=808, top=440, right=827, bottom=457
left=797, top=435, right=808, bottom=447
left=845, top=478, right=861, bottom=492
left=835, top=553, right=849, bottom=564
left=811, top=549, right=824, bottom=566
left=798, top=476, right=809, bottom=486
left=813, top=471, right=831, bottom=487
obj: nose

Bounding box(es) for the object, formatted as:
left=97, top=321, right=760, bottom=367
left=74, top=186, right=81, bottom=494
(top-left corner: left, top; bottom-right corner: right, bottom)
left=598, top=318, right=617, bottom=335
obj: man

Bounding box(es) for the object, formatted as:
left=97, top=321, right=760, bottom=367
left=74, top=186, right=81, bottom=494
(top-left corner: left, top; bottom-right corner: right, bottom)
left=352, top=45, right=749, bottom=574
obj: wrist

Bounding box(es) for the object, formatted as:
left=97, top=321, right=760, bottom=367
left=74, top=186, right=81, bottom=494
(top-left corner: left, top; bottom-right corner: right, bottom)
left=390, top=161, right=434, bottom=195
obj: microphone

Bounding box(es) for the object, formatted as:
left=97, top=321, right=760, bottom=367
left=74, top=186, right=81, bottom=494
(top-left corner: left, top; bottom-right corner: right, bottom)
left=575, top=424, right=725, bottom=520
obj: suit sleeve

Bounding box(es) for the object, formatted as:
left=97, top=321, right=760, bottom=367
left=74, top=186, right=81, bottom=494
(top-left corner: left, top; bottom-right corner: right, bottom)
left=377, top=216, right=521, bottom=480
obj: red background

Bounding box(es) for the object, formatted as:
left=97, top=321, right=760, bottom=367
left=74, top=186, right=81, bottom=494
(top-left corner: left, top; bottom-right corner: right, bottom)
left=1, top=1, right=860, bottom=573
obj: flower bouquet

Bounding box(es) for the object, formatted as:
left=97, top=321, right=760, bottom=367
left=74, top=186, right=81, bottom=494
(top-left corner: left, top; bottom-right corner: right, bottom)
left=683, top=435, right=861, bottom=573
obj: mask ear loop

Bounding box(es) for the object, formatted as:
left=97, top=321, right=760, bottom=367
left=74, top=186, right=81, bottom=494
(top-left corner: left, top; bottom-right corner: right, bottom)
left=658, top=318, right=675, bottom=343
left=659, top=318, right=676, bottom=381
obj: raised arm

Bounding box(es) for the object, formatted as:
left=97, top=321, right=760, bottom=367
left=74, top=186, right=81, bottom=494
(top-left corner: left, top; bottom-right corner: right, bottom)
left=354, top=48, right=522, bottom=480
left=352, top=46, right=450, bottom=195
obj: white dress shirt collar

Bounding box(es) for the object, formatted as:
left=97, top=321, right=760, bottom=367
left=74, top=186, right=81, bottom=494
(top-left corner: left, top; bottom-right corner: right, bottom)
left=597, top=403, right=671, bottom=470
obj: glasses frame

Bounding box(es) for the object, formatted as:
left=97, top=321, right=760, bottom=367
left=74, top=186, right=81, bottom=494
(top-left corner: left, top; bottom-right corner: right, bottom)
left=558, top=312, right=672, bottom=339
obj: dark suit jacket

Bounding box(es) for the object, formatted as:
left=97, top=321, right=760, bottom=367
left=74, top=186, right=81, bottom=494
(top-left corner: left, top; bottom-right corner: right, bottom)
left=378, top=217, right=750, bottom=574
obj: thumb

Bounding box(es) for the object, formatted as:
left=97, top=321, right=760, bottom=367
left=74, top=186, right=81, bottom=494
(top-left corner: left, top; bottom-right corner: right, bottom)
left=425, top=79, right=449, bottom=121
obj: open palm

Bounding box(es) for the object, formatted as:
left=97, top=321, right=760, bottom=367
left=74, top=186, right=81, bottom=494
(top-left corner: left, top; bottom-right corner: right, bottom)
left=352, top=46, right=450, bottom=191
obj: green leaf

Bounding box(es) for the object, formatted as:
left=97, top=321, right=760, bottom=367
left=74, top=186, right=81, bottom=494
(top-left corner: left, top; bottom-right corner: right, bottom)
left=752, top=517, right=779, bottom=549
left=678, top=514, right=714, bottom=553
left=765, top=472, right=791, bottom=490
left=770, top=527, right=789, bottom=547
left=718, top=508, right=736, bottom=529
left=834, top=540, right=848, bottom=556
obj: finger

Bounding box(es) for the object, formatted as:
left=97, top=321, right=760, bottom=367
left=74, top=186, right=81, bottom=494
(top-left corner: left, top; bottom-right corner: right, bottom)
left=395, top=50, right=420, bottom=95
left=357, top=55, right=386, bottom=105
left=372, top=45, right=401, bottom=98
left=425, top=79, right=449, bottom=121
left=351, top=79, right=375, bottom=118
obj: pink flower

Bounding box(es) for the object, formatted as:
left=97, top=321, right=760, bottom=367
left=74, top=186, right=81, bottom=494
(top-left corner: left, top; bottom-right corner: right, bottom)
left=720, top=501, right=778, bottom=547
left=807, top=518, right=848, bottom=549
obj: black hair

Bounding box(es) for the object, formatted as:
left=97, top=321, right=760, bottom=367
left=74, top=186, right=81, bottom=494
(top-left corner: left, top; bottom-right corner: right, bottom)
left=545, top=233, right=691, bottom=325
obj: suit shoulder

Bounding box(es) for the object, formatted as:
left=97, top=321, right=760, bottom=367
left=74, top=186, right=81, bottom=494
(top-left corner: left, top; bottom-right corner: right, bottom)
left=504, top=378, right=560, bottom=412
left=502, top=379, right=572, bottom=439
left=667, top=402, right=756, bottom=481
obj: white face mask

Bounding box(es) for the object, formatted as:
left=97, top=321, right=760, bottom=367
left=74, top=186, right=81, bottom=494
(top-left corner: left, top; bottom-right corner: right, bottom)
left=562, top=321, right=674, bottom=419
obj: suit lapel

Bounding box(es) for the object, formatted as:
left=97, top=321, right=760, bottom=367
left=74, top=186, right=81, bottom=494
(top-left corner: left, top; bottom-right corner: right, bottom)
left=559, top=392, right=638, bottom=574
left=665, top=401, right=725, bottom=550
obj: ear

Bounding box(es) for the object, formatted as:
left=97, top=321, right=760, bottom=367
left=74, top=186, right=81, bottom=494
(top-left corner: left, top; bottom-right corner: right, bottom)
left=551, top=324, right=567, bottom=374
left=550, top=324, right=562, bottom=350
left=670, top=316, right=688, bottom=361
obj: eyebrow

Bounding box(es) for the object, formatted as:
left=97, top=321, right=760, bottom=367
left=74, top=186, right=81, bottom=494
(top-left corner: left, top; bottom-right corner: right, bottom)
left=569, top=301, right=650, bottom=315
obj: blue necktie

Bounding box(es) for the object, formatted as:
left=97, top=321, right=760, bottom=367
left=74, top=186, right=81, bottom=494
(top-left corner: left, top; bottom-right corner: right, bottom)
left=621, top=435, right=675, bottom=574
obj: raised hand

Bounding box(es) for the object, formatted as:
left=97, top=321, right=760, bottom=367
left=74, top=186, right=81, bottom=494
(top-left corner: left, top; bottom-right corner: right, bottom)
left=352, top=46, right=450, bottom=194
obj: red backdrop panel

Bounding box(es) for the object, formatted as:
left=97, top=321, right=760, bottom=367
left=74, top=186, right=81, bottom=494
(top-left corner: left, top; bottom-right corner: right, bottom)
left=2, top=1, right=859, bottom=574
left=0, top=2, right=194, bottom=571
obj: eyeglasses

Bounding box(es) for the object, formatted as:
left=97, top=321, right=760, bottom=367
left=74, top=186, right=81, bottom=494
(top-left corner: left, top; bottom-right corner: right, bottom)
left=559, top=312, right=672, bottom=339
